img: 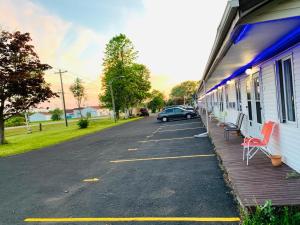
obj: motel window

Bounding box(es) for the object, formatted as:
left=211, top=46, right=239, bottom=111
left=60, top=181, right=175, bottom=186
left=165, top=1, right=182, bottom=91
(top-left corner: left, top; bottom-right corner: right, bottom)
left=276, top=57, right=296, bottom=123
left=225, top=86, right=229, bottom=109
left=253, top=76, right=262, bottom=124
left=216, top=89, right=220, bottom=105
left=219, top=88, right=224, bottom=112
left=246, top=79, right=253, bottom=121
left=235, top=80, right=242, bottom=111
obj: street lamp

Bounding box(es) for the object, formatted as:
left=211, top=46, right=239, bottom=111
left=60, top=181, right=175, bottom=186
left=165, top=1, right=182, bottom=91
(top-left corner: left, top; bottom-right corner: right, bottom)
left=109, top=76, right=124, bottom=123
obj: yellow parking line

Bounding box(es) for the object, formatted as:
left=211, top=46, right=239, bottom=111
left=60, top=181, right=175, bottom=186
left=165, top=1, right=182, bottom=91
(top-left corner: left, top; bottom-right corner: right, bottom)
left=82, top=178, right=99, bottom=182
left=24, top=217, right=240, bottom=222
left=110, top=154, right=215, bottom=163
left=139, top=136, right=194, bottom=143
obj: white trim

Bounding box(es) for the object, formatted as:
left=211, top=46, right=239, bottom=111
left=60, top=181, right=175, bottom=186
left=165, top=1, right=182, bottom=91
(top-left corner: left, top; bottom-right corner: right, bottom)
left=278, top=55, right=297, bottom=125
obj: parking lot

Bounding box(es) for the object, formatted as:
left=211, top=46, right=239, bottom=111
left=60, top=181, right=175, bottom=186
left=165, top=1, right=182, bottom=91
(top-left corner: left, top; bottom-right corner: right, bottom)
left=0, top=116, right=239, bottom=225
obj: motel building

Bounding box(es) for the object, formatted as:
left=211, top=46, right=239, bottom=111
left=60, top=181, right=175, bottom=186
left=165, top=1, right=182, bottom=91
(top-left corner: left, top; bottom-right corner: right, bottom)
left=197, top=0, right=300, bottom=173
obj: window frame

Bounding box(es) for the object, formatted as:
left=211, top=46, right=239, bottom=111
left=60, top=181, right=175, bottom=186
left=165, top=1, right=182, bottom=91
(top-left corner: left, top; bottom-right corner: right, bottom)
left=276, top=55, right=297, bottom=124
left=225, top=85, right=229, bottom=109
left=235, top=79, right=242, bottom=111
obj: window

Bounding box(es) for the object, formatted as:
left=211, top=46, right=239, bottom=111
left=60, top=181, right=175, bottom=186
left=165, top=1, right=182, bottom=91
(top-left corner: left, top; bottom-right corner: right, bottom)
left=276, top=57, right=296, bottom=123
left=219, top=88, right=224, bottom=112
left=253, top=76, right=262, bottom=124
left=174, top=108, right=183, bottom=113
left=165, top=108, right=173, bottom=114
left=225, top=86, right=229, bottom=109
left=216, top=90, right=219, bottom=106
left=246, top=79, right=253, bottom=121
left=235, top=80, right=242, bottom=111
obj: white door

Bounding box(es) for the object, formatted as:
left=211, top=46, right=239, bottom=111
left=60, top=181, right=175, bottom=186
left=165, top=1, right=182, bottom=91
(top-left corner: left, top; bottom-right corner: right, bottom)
left=246, top=72, right=263, bottom=137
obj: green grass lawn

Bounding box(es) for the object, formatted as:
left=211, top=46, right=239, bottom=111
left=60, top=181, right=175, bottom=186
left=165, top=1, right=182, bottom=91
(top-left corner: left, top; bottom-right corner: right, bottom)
left=0, top=117, right=140, bottom=157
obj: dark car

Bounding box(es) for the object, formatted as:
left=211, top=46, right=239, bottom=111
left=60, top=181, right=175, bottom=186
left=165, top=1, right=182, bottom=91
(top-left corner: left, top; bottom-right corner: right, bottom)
left=139, top=108, right=149, bottom=116
left=163, top=105, right=183, bottom=111
left=157, top=107, right=197, bottom=122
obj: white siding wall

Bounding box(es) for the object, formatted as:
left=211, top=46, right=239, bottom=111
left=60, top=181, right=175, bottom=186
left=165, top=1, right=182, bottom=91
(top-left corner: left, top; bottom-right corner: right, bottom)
left=260, top=62, right=282, bottom=158
left=225, top=83, right=238, bottom=124
left=202, top=42, right=300, bottom=172
left=239, top=76, right=249, bottom=136
left=259, top=44, right=300, bottom=172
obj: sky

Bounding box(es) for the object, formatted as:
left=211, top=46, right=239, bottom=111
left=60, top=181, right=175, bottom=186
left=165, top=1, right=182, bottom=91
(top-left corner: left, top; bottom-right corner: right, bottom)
left=0, top=0, right=227, bottom=109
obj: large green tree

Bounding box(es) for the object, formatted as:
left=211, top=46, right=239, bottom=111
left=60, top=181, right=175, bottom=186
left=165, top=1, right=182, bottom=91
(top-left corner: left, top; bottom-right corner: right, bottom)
left=148, top=90, right=165, bottom=113
left=100, top=34, right=151, bottom=118
left=0, top=30, right=57, bottom=144
left=170, top=80, right=198, bottom=105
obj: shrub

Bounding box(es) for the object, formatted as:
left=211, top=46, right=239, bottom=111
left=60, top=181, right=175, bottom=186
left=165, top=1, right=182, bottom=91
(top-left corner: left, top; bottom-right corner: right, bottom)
left=5, top=116, right=26, bottom=127
left=50, top=108, right=63, bottom=121
left=242, top=200, right=300, bottom=225
left=77, top=119, right=89, bottom=129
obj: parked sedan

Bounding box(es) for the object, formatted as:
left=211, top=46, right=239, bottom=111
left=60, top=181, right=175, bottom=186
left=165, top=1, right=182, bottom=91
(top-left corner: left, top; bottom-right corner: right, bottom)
left=157, top=107, right=197, bottom=122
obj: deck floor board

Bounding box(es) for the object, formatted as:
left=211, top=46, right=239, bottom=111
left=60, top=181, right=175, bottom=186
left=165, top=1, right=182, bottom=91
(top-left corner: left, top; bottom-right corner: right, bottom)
left=200, top=113, right=300, bottom=207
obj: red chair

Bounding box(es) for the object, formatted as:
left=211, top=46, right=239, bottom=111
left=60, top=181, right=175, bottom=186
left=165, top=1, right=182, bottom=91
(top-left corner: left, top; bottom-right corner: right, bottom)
left=241, top=121, right=276, bottom=165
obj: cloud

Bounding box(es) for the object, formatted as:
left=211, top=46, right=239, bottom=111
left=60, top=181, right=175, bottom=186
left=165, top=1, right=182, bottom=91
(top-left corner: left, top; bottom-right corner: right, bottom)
left=123, top=0, right=227, bottom=90
left=0, top=0, right=106, bottom=108
left=0, top=0, right=227, bottom=108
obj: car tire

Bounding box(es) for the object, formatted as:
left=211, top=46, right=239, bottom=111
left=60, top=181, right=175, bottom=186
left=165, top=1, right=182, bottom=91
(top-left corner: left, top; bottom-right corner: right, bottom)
left=186, top=114, right=192, bottom=119
left=162, top=117, right=168, bottom=122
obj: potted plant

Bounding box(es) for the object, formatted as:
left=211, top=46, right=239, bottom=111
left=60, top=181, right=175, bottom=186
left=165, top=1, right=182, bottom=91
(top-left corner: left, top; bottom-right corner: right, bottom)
left=269, top=155, right=282, bottom=167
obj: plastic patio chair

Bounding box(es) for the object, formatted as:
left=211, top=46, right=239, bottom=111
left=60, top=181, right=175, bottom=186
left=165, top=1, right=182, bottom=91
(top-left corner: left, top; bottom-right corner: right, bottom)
left=224, top=112, right=242, bottom=128
left=224, top=113, right=245, bottom=141
left=241, top=121, right=276, bottom=165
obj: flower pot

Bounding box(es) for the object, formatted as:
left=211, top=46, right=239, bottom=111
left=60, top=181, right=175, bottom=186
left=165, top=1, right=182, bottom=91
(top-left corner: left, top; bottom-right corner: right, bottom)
left=270, top=155, right=282, bottom=167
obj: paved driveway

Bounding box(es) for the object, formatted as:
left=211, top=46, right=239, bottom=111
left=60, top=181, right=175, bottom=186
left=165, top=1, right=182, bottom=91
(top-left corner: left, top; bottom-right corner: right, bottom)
left=0, top=116, right=239, bottom=225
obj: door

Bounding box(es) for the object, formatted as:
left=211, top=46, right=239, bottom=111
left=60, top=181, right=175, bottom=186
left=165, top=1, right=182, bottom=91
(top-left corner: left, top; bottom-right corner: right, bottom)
left=173, top=107, right=185, bottom=119
left=246, top=72, right=263, bottom=137
left=165, top=108, right=175, bottom=119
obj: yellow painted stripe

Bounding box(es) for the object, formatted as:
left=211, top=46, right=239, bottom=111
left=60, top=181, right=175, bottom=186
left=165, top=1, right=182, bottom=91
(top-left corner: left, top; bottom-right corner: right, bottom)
left=110, top=154, right=215, bottom=163
left=139, top=136, right=194, bottom=143
left=83, top=178, right=99, bottom=182
left=25, top=217, right=240, bottom=222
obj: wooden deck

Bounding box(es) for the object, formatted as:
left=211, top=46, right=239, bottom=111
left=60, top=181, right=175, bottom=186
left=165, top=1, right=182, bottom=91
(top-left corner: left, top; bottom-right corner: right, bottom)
left=200, top=113, right=300, bottom=207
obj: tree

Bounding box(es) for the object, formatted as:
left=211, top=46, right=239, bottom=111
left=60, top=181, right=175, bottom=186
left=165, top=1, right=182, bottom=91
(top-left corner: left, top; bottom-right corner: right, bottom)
left=70, top=78, right=85, bottom=118
left=0, top=30, right=57, bottom=144
left=124, top=63, right=151, bottom=109
left=148, top=90, right=165, bottom=113
left=100, top=34, right=151, bottom=118
left=170, top=80, right=198, bottom=105
left=50, top=108, right=63, bottom=121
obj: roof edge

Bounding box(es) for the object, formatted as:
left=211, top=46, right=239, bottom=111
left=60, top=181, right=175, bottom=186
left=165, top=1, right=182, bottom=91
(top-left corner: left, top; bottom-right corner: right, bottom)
left=201, top=0, right=239, bottom=81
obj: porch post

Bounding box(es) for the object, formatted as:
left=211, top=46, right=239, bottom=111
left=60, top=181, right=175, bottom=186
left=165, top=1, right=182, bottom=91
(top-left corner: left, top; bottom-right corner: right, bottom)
left=204, top=80, right=210, bottom=135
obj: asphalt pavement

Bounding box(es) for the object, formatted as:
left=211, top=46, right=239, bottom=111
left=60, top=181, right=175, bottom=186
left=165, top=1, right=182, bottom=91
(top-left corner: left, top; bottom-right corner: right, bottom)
left=0, top=116, right=239, bottom=225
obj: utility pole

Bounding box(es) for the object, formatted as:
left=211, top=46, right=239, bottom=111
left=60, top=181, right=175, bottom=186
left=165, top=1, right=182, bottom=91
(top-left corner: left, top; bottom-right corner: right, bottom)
left=55, top=69, right=68, bottom=127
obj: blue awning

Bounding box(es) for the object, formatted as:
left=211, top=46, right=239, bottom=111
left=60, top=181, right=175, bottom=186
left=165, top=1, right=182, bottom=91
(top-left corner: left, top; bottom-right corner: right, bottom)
left=206, top=16, right=300, bottom=93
